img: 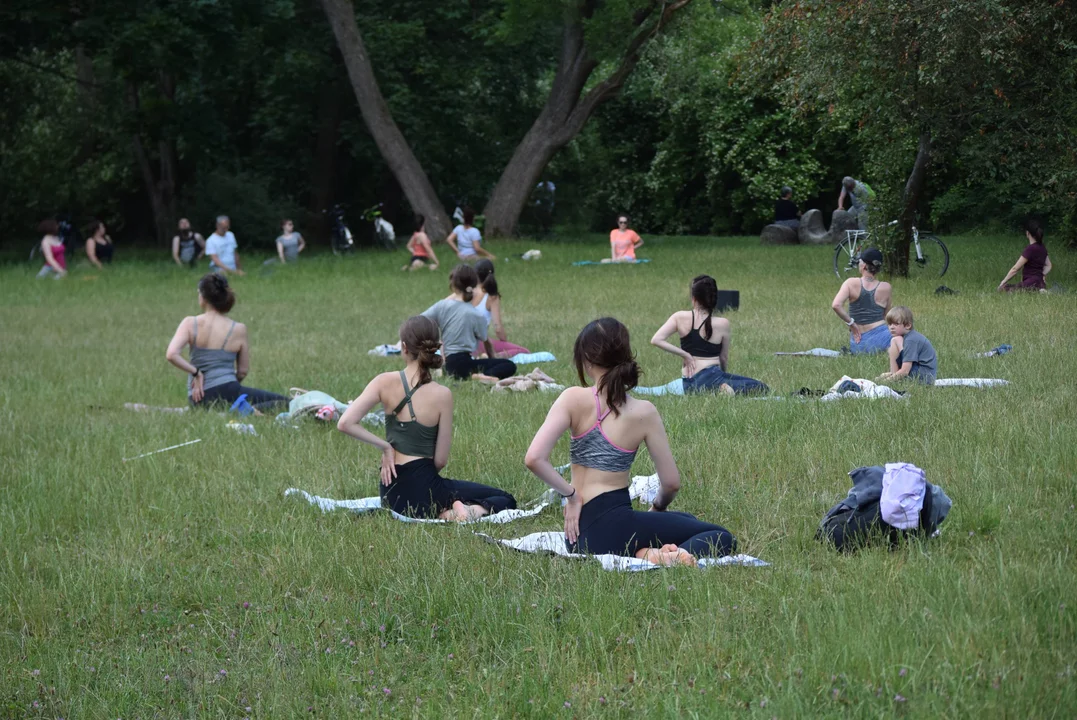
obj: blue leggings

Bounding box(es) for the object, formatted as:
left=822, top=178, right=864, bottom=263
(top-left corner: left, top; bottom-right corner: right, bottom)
left=682, top=365, right=769, bottom=396
left=849, top=324, right=891, bottom=355
left=569, top=488, right=737, bottom=557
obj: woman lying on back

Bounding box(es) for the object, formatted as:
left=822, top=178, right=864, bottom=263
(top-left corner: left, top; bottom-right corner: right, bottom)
left=337, top=315, right=517, bottom=521
left=525, top=317, right=738, bottom=566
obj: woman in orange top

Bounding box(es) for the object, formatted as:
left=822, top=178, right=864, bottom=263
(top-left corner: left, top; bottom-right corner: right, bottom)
left=604, top=214, right=643, bottom=263
left=402, top=214, right=439, bottom=271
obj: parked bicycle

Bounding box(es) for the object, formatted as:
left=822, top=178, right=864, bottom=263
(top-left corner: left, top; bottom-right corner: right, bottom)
left=326, top=204, right=355, bottom=255
left=362, top=203, right=396, bottom=250
left=834, top=220, right=949, bottom=278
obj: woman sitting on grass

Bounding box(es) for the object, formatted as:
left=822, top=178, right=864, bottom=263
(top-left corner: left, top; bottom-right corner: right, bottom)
left=525, top=317, right=738, bottom=566
left=998, top=219, right=1051, bottom=292
left=337, top=315, right=517, bottom=521
left=470, top=259, right=530, bottom=358
left=422, top=265, right=517, bottom=382
left=402, top=214, right=439, bottom=271
left=603, top=214, right=643, bottom=263
left=831, top=247, right=892, bottom=354
left=36, top=219, right=67, bottom=279
left=165, top=273, right=289, bottom=412
left=650, top=274, right=768, bottom=395
left=85, top=219, right=114, bottom=269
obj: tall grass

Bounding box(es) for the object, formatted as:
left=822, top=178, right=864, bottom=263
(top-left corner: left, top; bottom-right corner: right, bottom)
left=0, top=235, right=1074, bottom=717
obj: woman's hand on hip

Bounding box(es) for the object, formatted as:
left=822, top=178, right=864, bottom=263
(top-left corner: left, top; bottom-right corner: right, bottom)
left=190, top=372, right=205, bottom=403
left=380, top=446, right=397, bottom=486
left=850, top=323, right=862, bottom=343
left=563, top=493, right=583, bottom=544
left=682, top=354, right=697, bottom=379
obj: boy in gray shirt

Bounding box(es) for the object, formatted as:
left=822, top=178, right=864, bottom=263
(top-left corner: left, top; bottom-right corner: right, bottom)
left=878, top=306, right=937, bottom=385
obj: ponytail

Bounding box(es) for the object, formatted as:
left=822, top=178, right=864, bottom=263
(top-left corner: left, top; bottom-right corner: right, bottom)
left=597, top=359, right=640, bottom=415
left=399, top=315, right=443, bottom=386
left=450, top=264, right=479, bottom=303
left=475, top=259, right=498, bottom=297
left=573, top=317, right=641, bottom=416
left=690, top=275, right=718, bottom=340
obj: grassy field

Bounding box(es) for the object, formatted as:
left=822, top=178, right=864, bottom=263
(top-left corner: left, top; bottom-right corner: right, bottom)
left=1, top=234, right=1074, bottom=718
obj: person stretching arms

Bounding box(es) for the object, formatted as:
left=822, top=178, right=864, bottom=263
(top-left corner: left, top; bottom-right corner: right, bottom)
left=525, top=317, right=738, bottom=566
left=337, top=315, right=517, bottom=521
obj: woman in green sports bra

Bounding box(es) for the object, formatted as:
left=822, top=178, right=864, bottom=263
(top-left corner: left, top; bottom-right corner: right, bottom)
left=336, top=315, right=517, bottom=521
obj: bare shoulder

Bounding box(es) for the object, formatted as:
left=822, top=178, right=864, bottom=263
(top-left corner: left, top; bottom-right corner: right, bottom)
left=232, top=321, right=249, bottom=336
left=713, top=316, right=732, bottom=330
left=625, top=396, right=659, bottom=422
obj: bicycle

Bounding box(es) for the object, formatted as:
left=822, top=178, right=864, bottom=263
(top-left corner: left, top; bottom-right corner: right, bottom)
left=326, top=204, right=355, bottom=255
left=361, top=203, right=396, bottom=250
left=833, top=220, right=949, bottom=278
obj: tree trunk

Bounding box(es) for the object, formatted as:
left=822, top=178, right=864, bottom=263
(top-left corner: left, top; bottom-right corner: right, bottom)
left=891, top=130, right=932, bottom=276
left=306, top=80, right=344, bottom=244
left=128, top=80, right=178, bottom=245
left=483, top=0, right=695, bottom=237
left=318, top=0, right=452, bottom=241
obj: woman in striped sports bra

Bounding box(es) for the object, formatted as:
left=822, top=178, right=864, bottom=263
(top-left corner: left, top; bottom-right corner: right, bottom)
left=831, top=247, right=893, bottom=354
left=525, top=318, right=737, bottom=566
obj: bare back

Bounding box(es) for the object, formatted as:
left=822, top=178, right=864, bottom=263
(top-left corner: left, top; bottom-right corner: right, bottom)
left=566, top=387, right=658, bottom=503
left=376, top=370, right=452, bottom=465
left=190, top=313, right=246, bottom=353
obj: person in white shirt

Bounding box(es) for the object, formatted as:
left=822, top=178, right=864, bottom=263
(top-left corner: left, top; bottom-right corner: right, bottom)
left=446, top=207, right=494, bottom=262
left=205, top=215, right=244, bottom=275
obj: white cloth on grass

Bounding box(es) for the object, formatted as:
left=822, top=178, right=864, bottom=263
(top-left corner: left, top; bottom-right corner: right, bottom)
left=820, top=376, right=907, bottom=402
left=286, top=473, right=655, bottom=525
left=880, top=462, right=926, bottom=530
left=774, top=348, right=843, bottom=358
left=477, top=532, right=768, bottom=572
left=284, top=488, right=551, bottom=525
left=934, top=378, right=1010, bottom=388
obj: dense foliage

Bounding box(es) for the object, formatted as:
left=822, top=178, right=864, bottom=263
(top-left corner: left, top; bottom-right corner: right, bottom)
left=1, top=0, right=1073, bottom=251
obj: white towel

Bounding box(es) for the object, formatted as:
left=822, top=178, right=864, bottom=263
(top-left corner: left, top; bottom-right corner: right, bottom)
left=478, top=531, right=769, bottom=572
left=286, top=473, right=656, bottom=523
left=935, top=378, right=1010, bottom=388
left=284, top=488, right=551, bottom=525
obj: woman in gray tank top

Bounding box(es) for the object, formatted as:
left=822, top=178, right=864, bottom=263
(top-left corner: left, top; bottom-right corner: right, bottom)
left=165, top=274, right=288, bottom=411
left=831, top=247, right=893, bottom=354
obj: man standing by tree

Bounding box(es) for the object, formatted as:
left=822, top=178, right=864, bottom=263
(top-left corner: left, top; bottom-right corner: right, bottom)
left=205, top=215, right=244, bottom=276
left=838, top=177, right=875, bottom=231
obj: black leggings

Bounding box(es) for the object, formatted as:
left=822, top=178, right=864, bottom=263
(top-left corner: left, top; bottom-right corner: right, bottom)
left=192, top=381, right=289, bottom=411
left=444, top=352, right=516, bottom=381
left=570, top=488, right=737, bottom=558
left=382, top=458, right=517, bottom=518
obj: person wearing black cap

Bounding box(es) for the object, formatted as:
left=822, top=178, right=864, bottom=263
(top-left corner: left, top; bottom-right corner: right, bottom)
left=830, top=248, right=893, bottom=354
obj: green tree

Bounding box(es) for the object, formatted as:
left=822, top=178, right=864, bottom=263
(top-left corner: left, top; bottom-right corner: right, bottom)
left=755, top=0, right=1077, bottom=271
left=320, top=0, right=700, bottom=238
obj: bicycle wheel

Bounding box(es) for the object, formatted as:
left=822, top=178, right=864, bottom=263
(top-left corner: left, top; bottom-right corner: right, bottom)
left=833, top=237, right=861, bottom=278
left=909, top=234, right=949, bottom=277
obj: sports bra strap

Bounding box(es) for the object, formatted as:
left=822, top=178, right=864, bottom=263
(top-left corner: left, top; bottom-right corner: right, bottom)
left=220, top=320, right=237, bottom=349
left=593, top=387, right=611, bottom=422
left=191, top=316, right=198, bottom=345
left=695, top=311, right=712, bottom=332
left=391, top=370, right=422, bottom=419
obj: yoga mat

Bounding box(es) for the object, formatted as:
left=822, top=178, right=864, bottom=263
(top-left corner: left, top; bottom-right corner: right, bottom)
left=571, top=259, right=650, bottom=266
left=478, top=531, right=769, bottom=572
left=775, top=348, right=843, bottom=358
